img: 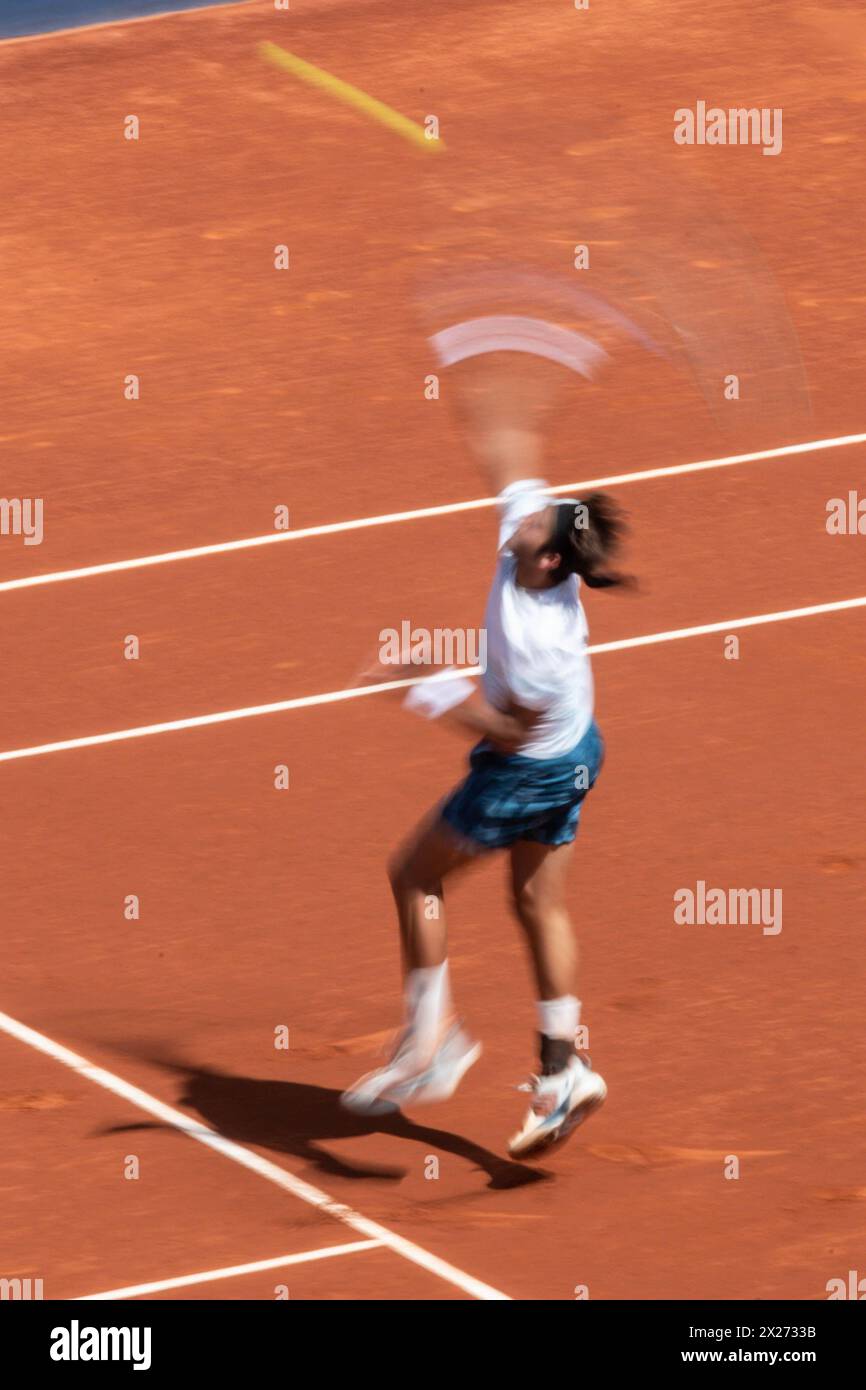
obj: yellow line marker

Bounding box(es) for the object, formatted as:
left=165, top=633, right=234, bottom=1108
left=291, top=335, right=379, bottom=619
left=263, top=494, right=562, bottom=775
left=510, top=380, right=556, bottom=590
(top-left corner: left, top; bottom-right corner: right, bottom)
left=259, top=40, right=444, bottom=152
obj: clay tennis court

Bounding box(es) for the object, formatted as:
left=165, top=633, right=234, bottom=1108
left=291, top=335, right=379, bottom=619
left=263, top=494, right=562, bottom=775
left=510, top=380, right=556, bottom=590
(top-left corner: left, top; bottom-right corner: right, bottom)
left=2, top=0, right=865, bottom=1301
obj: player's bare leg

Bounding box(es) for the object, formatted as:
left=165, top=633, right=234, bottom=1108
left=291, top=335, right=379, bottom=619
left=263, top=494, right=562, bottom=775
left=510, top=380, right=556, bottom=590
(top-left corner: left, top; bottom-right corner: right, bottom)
left=388, top=812, right=475, bottom=971
left=340, top=816, right=482, bottom=1115
left=508, top=839, right=607, bottom=1156
left=510, top=838, right=578, bottom=1001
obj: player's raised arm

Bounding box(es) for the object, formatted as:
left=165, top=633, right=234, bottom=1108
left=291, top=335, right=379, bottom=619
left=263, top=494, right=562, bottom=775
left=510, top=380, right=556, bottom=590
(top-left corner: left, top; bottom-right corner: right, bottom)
left=451, top=351, right=559, bottom=497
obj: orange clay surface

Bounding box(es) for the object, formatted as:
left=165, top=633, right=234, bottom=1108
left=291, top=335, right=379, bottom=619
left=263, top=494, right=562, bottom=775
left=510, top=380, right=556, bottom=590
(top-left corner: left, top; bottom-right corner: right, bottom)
left=1, top=0, right=865, bottom=1299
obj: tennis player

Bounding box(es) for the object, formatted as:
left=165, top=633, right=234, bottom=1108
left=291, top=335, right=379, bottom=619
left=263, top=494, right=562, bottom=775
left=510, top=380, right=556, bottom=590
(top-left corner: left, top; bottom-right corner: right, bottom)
left=341, top=434, right=630, bottom=1156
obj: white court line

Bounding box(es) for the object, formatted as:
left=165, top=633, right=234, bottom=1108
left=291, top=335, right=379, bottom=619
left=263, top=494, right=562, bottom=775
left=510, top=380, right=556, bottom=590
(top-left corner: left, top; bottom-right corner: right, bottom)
left=0, top=1008, right=510, bottom=1302
left=78, top=1240, right=384, bottom=1301
left=1, top=593, right=863, bottom=765
left=587, top=594, right=866, bottom=652
left=2, top=432, right=864, bottom=595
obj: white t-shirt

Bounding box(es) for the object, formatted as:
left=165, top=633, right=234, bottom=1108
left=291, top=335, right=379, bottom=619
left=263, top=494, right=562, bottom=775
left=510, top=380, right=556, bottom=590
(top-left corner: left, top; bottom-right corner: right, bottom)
left=481, top=478, right=594, bottom=759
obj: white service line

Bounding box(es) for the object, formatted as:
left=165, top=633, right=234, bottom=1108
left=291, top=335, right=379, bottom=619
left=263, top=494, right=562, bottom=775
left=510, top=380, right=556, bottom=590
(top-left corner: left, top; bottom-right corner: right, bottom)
left=0, top=594, right=863, bottom=766
left=78, top=1240, right=384, bottom=1301
left=588, top=595, right=866, bottom=653
left=2, top=432, right=864, bottom=595
left=0, top=1008, right=510, bottom=1302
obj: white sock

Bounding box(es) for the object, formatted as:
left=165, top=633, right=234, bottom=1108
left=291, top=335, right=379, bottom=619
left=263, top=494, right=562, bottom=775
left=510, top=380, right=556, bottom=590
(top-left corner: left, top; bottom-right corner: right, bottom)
left=405, top=962, right=452, bottom=1050
left=536, top=995, right=580, bottom=1041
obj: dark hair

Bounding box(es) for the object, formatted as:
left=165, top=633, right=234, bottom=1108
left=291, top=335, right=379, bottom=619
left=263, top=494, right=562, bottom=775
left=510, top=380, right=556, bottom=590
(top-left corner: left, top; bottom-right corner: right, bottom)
left=543, top=493, right=633, bottom=589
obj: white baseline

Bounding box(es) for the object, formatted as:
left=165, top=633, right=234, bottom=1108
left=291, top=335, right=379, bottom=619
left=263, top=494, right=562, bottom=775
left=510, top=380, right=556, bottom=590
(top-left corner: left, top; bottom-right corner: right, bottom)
left=0, top=1008, right=510, bottom=1302
left=0, top=594, right=863, bottom=764
left=78, top=1240, right=384, bottom=1301
left=1, top=432, right=864, bottom=595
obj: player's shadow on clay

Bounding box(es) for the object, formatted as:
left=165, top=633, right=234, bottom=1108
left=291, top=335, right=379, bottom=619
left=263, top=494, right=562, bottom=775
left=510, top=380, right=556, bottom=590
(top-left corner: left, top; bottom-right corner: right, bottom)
left=101, top=1050, right=549, bottom=1191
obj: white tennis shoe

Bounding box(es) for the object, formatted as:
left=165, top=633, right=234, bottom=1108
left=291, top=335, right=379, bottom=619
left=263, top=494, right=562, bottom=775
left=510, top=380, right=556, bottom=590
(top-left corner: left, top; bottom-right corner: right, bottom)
left=508, top=1055, right=607, bottom=1157
left=340, top=1022, right=481, bottom=1116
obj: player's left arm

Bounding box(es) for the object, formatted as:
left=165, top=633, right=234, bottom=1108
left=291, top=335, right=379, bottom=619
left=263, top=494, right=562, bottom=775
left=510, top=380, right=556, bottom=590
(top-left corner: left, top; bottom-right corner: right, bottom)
left=440, top=691, right=541, bottom=753
left=350, top=659, right=542, bottom=751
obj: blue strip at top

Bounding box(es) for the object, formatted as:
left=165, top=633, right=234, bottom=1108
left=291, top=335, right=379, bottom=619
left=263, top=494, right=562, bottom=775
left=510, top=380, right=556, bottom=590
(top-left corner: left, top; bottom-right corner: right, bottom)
left=1, top=1, right=247, bottom=40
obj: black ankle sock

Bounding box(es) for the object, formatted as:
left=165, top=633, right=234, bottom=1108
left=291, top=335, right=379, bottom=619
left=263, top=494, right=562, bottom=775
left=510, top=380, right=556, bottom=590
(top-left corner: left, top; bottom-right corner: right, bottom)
left=539, top=1033, right=574, bottom=1076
